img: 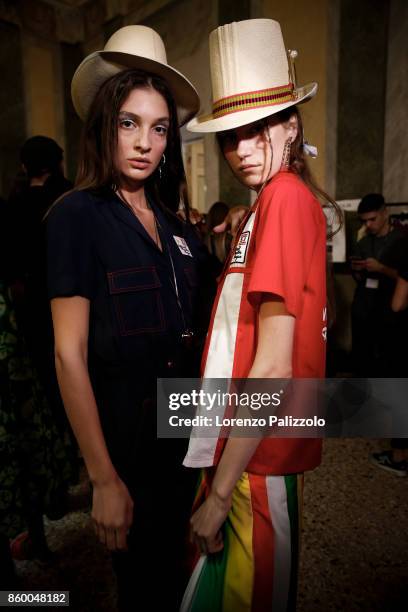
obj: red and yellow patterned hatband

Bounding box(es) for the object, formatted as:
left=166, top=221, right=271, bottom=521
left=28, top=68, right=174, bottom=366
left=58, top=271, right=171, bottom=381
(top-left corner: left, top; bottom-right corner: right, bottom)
left=212, top=83, right=296, bottom=118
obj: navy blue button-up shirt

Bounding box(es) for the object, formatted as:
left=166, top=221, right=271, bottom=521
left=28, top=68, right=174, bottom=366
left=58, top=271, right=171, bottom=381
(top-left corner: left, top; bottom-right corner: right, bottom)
left=47, top=188, right=209, bottom=471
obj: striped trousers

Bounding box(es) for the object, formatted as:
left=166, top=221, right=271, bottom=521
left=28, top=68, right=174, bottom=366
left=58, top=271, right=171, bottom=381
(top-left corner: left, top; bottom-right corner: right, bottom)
left=181, top=470, right=303, bottom=612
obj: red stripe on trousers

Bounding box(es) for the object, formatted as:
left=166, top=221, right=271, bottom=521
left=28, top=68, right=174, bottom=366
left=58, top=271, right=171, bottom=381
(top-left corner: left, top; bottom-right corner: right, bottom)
left=248, top=473, right=275, bottom=612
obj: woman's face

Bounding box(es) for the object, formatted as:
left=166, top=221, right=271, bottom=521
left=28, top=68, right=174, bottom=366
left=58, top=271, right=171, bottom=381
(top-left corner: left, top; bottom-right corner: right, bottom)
left=220, top=115, right=298, bottom=191
left=115, top=86, right=169, bottom=188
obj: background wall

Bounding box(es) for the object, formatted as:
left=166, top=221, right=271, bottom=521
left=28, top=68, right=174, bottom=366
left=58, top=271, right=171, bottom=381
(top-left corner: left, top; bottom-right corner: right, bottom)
left=383, top=0, right=408, bottom=203
left=336, top=0, right=389, bottom=200
left=0, top=0, right=407, bottom=212
left=61, top=42, right=83, bottom=182
left=138, top=0, right=219, bottom=210
left=0, top=20, right=25, bottom=197
left=22, top=35, right=64, bottom=144
left=262, top=0, right=333, bottom=193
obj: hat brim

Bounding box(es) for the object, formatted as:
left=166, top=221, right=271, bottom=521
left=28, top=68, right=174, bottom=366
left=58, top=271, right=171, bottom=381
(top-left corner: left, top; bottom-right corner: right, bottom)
left=71, top=50, right=200, bottom=126
left=187, top=82, right=317, bottom=133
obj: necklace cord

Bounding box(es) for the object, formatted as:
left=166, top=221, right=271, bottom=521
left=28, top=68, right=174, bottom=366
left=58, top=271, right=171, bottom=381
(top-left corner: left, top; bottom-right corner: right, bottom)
left=115, top=189, right=192, bottom=339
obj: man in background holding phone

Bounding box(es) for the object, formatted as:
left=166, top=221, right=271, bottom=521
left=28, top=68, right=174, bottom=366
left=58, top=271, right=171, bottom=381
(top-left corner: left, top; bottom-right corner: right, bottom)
left=350, top=193, right=407, bottom=376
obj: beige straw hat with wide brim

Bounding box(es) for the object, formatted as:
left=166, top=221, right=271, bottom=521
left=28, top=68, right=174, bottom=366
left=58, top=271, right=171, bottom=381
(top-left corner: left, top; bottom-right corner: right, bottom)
left=71, top=25, right=200, bottom=126
left=188, top=19, right=317, bottom=133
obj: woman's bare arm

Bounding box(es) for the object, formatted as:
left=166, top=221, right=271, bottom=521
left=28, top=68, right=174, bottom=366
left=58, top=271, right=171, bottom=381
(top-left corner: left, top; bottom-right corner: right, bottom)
left=190, top=296, right=295, bottom=552
left=51, top=296, right=133, bottom=550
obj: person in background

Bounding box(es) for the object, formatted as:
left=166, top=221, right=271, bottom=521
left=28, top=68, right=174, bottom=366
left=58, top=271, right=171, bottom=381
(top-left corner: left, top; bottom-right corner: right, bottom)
left=370, top=239, right=408, bottom=476
left=7, top=136, right=75, bottom=444
left=391, top=242, right=408, bottom=312
left=350, top=193, right=407, bottom=376
left=0, top=192, right=76, bottom=571
left=0, top=196, right=18, bottom=586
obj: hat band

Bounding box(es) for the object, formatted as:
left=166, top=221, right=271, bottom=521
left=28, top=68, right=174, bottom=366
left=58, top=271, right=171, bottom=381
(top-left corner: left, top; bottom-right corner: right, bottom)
left=212, top=83, right=295, bottom=119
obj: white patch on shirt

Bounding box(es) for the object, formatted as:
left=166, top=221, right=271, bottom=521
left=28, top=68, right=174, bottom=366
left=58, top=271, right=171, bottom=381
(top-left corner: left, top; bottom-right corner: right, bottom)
left=322, top=306, right=327, bottom=341
left=230, top=212, right=256, bottom=268
left=173, top=236, right=193, bottom=257
left=231, top=231, right=250, bottom=264
left=365, top=278, right=379, bottom=289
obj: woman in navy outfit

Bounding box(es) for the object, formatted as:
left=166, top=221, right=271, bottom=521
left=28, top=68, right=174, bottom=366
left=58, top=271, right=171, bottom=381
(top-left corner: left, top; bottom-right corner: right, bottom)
left=46, top=26, right=203, bottom=610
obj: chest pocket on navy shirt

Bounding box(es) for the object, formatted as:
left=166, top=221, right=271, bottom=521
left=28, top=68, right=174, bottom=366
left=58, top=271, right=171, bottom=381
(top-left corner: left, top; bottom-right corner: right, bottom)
left=107, top=267, right=165, bottom=336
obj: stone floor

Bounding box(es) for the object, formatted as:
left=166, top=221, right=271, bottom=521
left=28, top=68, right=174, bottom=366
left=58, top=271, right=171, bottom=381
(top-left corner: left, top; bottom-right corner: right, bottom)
left=14, top=439, right=408, bottom=612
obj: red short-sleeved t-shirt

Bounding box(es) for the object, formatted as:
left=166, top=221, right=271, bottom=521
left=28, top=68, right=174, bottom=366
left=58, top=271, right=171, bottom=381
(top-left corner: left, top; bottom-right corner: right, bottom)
left=184, top=171, right=327, bottom=475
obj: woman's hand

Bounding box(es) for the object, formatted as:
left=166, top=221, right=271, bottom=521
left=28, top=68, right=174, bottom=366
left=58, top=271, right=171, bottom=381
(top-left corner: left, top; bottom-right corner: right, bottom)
left=52, top=296, right=134, bottom=552
left=213, top=205, right=248, bottom=236
left=190, top=490, right=231, bottom=555
left=92, top=476, right=134, bottom=551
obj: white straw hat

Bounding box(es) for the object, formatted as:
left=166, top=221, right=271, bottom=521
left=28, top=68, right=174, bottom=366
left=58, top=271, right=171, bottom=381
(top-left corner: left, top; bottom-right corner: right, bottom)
left=188, top=18, right=317, bottom=133
left=71, top=25, right=200, bottom=126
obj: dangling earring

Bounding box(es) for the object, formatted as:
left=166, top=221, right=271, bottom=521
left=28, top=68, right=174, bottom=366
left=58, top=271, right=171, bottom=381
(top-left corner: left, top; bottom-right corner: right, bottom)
left=159, top=153, right=166, bottom=180
left=111, top=173, right=118, bottom=193
left=280, top=138, right=292, bottom=170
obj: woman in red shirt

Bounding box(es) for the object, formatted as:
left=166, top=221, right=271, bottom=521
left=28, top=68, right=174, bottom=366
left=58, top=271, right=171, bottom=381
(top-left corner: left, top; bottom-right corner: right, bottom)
left=182, top=18, right=340, bottom=612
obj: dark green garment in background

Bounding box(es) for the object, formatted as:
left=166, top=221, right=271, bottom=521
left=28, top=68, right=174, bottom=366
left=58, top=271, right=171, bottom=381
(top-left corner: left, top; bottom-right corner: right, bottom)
left=0, top=281, right=76, bottom=539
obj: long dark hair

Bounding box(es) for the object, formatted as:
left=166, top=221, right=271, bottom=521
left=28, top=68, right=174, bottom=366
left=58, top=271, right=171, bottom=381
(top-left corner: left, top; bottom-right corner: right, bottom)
left=75, top=68, right=188, bottom=215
